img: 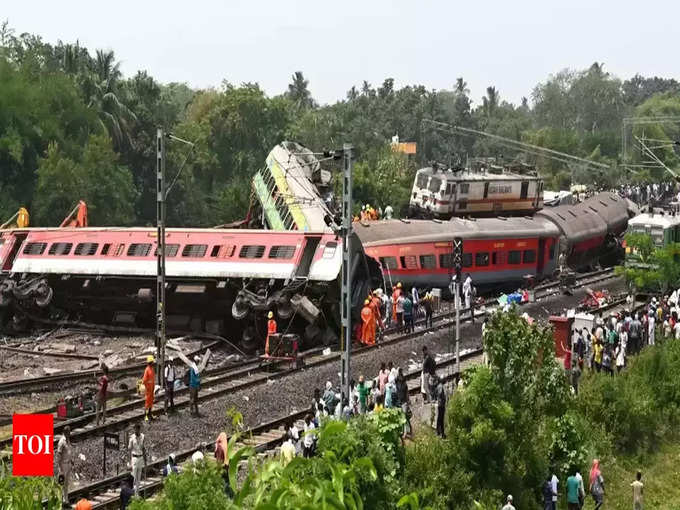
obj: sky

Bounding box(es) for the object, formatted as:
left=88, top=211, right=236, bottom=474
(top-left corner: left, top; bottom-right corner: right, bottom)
left=4, top=0, right=679, bottom=107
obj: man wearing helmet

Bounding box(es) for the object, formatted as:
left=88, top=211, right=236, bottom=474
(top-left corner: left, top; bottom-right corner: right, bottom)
left=142, top=355, right=156, bottom=421
left=361, top=299, right=375, bottom=345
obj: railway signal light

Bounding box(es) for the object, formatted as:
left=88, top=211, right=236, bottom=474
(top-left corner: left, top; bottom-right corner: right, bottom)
left=453, top=237, right=463, bottom=282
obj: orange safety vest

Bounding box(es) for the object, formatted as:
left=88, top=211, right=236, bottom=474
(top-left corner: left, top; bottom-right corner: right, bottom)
left=360, top=305, right=375, bottom=345
left=265, top=319, right=277, bottom=356
left=142, top=365, right=155, bottom=409
left=370, top=297, right=382, bottom=328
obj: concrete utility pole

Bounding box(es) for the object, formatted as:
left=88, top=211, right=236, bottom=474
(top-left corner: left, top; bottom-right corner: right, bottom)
left=156, top=128, right=167, bottom=389
left=340, top=143, right=354, bottom=401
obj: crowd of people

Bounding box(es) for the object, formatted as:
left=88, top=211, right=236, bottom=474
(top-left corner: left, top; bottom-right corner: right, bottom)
left=359, top=281, right=450, bottom=345
left=618, top=180, right=677, bottom=207
left=539, top=461, right=644, bottom=510
left=567, top=293, right=680, bottom=394
left=353, top=203, right=394, bottom=222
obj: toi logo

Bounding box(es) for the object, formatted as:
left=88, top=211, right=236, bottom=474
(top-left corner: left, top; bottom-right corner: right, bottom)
left=12, top=414, right=54, bottom=476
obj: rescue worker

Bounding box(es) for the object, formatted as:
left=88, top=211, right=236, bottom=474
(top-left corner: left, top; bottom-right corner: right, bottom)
left=56, top=425, right=73, bottom=506
left=142, top=355, right=155, bottom=421
left=361, top=299, right=375, bottom=345
left=265, top=311, right=277, bottom=356
left=74, top=499, right=92, bottom=510
left=392, top=283, right=403, bottom=324
left=128, top=422, right=147, bottom=494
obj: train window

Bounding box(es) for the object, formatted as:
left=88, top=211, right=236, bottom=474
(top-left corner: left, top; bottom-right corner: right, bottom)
left=127, top=243, right=152, bottom=257
left=416, top=173, right=428, bottom=188
left=439, top=253, right=453, bottom=268
left=74, top=243, right=99, bottom=256
left=269, top=245, right=296, bottom=259
left=48, top=242, right=73, bottom=255
left=458, top=200, right=467, bottom=210
left=462, top=253, right=472, bottom=268
left=400, top=255, right=418, bottom=270
left=101, top=243, right=111, bottom=256
left=419, top=254, right=436, bottom=269
left=114, top=244, right=125, bottom=257
left=508, top=250, right=522, bottom=264
left=23, top=242, right=47, bottom=255
left=239, top=245, right=265, bottom=259
left=459, top=183, right=470, bottom=194
left=523, top=250, right=536, bottom=264
left=445, top=183, right=454, bottom=195
left=549, top=244, right=555, bottom=260
left=154, top=244, right=179, bottom=257
left=322, top=242, right=337, bottom=259
left=428, top=177, right=442, bottom=193
left=379, top=256, right=397, bottom=270
left=475, top=252, right=489, bottom=267
left=492, top=251, right=507, bottom=265
left=182, top=244, right=208, bottom=258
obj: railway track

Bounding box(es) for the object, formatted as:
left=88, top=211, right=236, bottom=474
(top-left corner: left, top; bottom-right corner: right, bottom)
left=67, top=347, right=486, bottom=509
left=1, top=268, right=622, bottom=443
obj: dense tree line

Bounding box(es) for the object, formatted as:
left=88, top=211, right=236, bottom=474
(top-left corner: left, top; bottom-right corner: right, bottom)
left=1, top=22, right=679, bottom=227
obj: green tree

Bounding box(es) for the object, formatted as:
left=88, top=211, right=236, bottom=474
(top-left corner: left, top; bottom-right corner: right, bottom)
left=34, top=134, right=137, bottom=225
left=285, top=71, right=316, bottom=110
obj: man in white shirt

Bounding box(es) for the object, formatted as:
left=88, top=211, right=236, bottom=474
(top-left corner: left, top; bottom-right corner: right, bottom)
left=502, top=494, right=515, bottom=510
left=648, top=314, right=656, bottom=346
left=128, top=422, right=147, bottom=494
left=56, top=426, right=72, bottom=505
left=164, top=357, right=177, bottom=412
left=550, top=472, right=559, bottom=510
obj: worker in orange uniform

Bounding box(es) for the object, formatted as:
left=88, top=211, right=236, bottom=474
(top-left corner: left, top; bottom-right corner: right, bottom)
left=265, top=311, right=277, bottom=356
left=74, top=499, right=92, bottom=510
left=361, top=299, right=375, bottom=345
left=142, top=355, right=155, bottom=422
left=392, top=282, right=402, bottom=323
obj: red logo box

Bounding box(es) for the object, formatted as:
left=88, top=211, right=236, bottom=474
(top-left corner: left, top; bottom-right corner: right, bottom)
left=12, top=414, right=54, bottom=476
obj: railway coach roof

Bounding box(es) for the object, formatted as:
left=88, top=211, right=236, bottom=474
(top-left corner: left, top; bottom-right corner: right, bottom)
left=355, top=216, right=560, bottom=246
left=416, top=167, right=540, bottom=182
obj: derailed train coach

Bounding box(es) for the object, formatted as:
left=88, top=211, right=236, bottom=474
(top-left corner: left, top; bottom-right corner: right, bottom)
left=0, top=226, right=381, bottom=351
left=357, top=192, right=637, bottom=291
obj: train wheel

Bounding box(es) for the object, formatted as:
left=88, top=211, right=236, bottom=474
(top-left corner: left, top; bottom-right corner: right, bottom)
left=240, top=325, right=259, bottom=354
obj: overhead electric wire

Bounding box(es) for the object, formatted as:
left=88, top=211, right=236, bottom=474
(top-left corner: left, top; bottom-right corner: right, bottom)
left=422, top=118, right=610, bottom=170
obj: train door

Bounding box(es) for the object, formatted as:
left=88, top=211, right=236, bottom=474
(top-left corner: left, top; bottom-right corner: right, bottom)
left=536, top=238, right=546, bottom=274
left=1, top=233, right=27, bottom=272
left=520, top=181, right=529, bottom=200
left=295, top=236, right=321, bottom=279
left=483, top=182, right=489, bottom=199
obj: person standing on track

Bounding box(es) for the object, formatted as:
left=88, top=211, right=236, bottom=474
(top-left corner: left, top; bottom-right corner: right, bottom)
left=370, top=290, right=383, bottom=340
left=265, top=311, right=277, bottom=356
left=142, top=356, right=155, bottom=422
left=56, top=425, right=73, bottom=506
left=164, top=357, right=177, bottom=413
left=392, top=283, right=403, bottom=325
left=422, top=292, right=434, bottom=328
left=403, top=293, right=414, bottom=333
left=128, top=422, right=147, bottom=494
left=361, top=299, right=375, bottom=345
left=95, top=365, right=109, bottom=425
left=189, top=356, right=202, bottom=416
left=421, top=346, right=435, bottom=402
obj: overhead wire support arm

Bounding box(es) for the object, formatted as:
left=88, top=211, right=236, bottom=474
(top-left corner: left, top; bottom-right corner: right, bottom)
left=422, top=118, right=610, bottom=170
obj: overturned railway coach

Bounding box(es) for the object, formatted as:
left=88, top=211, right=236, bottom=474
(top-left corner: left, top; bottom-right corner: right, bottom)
left=0, top=227, right=380, bottom=351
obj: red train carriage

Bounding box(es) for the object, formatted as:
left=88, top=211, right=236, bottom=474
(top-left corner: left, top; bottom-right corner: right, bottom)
left=0, top=227, right=379, bottom=351
left=356, top=217, right=561, bottom=290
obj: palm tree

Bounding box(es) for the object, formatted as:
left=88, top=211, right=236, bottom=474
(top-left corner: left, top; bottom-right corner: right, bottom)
left=81, top=50, right=137, bottom=148
left=286, top=71, right=316, bottom=109
left=482, top=86, right=499, bottom=118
